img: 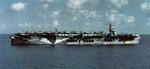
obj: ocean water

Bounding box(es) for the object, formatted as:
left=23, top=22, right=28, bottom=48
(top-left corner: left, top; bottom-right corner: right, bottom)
left=0, top=34, right=150, bottom=69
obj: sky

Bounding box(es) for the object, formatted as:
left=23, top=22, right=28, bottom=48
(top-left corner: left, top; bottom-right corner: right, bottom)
left=0, top=0, right=150, bottom=34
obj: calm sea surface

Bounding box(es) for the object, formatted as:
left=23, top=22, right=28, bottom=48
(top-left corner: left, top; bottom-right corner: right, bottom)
left=0, top=34, right=150, bottom=69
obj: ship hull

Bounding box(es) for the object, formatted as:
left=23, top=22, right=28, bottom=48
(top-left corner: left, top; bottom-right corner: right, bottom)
left=10, top=34, right=140, bottom=45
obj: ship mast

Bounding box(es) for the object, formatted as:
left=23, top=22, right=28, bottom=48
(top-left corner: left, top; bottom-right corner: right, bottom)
left=107, top=22, right=116, bottom=36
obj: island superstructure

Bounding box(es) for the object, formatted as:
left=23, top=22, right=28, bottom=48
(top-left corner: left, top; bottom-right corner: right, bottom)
left=10, top=23, right=140, bottom=45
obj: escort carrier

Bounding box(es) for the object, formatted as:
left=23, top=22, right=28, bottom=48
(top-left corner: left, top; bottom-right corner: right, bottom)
left=10, top=23, right=140, bottom=45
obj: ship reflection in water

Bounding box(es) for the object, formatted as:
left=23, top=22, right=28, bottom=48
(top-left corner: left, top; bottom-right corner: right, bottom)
left=10, top=23, right=140, bottom=45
